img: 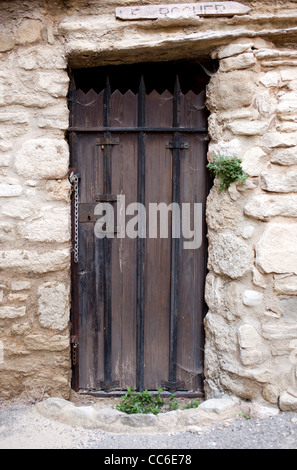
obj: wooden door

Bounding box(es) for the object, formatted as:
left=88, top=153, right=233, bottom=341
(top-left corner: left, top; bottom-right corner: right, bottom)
left=68, top=63, right=210, bottom=394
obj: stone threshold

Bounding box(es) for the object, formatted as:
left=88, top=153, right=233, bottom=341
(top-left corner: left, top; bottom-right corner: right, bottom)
left=36, top=396, right=280, bottom=434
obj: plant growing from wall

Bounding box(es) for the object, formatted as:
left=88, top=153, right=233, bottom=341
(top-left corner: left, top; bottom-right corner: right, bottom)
left=207, top=153, right=248, bottom=192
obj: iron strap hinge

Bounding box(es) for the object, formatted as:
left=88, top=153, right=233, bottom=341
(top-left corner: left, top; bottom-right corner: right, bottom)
left=161, top=380, right=186, bottom=392
left=166, top=141, right=189, bottom=149
left=96, top=137, right=120, bottom=146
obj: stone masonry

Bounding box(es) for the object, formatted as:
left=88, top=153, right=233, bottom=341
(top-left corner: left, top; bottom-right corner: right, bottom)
left=1, top=0, right=297, bottom=411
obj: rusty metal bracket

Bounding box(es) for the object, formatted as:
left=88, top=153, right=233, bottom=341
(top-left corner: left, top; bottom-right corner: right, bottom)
left=95, top=194, right=118, bottom=202
left=96, top=137, right=120, bottom=146
left=166, top=141, right=189, bottom=149
left=70, top=335, right=79, bottom=366
left=98, top=380, right=119, bottom=392
left=161, top=380, right=186, bottom=392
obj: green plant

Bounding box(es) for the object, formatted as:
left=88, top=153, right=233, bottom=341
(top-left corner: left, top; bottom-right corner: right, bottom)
left=115, top=388, right=202, bottom=415
left=168, top=393, right=179, bottom=411
left=239, top=413, right=251, bottom=419
left=207, top=153, right=248, bottom=192
left=115, top=387, right=165, bottom=415
left=183, top=400, right=200, bottom=410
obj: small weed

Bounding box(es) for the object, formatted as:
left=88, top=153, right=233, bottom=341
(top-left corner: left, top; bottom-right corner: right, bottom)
left=115, top=387, right=165, bottom=415
left=239, top=413, right=251, bottom=419
left=207, top=153, right=248, bottom=192
left=115, top=388, right=201, bottom=415
left=183, top=400, right=200, bottom=410
left=168, top=394, right=179, bottom=411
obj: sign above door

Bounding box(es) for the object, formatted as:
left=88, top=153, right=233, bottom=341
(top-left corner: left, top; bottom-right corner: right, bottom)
left=116, top=2, right=251, bottom=20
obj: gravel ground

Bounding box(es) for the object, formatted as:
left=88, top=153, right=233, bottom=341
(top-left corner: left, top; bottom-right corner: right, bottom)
left=0, top=400, right=297, bottom=449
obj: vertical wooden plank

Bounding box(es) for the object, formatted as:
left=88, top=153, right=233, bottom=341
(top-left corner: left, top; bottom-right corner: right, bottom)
left=110, top=133, right=138, bottom=390
left=168, top=76, right=182, bottom=391
left=75, top=134, right=105, bottom=390
left=137, top=76, right=146, bottom=391
left=110, top=89, right=138, bottom=127
left=109, top=88, right=139, bottom=389
left=146, top=90, right=173, bottom=128
left=180, top=89, right=207, bottom=129
left=143, top=132, right=172, bottom=390
left=72, top=89, right=104, bottom=128
left=177, top=130, right=208, bottom=392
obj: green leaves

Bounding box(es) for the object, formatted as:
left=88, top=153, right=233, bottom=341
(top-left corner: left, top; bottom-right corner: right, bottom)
left=207, top=153, right=248, bottom=192
left=115, top=387, right=165, bottom=415
left=114, top=388, right=201, bottom=414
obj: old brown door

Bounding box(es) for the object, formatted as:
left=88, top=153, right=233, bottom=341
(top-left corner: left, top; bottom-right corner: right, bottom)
left=68, top=62, right=210, bottom=394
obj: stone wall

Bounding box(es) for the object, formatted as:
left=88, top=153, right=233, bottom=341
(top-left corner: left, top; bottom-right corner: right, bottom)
left=1, top=0, right=297, bottom=409
left=0, top=1, right=71, bottom=399
left=205, top=39, right=297, bottom=410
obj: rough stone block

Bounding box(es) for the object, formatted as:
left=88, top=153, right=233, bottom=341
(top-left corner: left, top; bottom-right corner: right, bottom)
left=15, top=139, right=69, bottom=180
left=242, top=146, right=268, bottom=177
left=280, top=68, right=297, bottom=81
left=270, top=147, right=297, bottom=166
left=0, top=200, right=34, bottom=220
left=261, top=171, right=297, bottom=193
left=277, top=92, right=297, bottom=115
left=0, top=184, right=22, bottom=197
left=0, top=306, right=26, bottom=319
left=207, top=71, right=256, bottom=111
left=219, top=53, right=256, bottom=73
left=274, top=274, right=297, bottom=294
left=37, top=71, right=69, bottom=98
left=16, top=45, right=67, bottom=70
left=239, top=349, right=266, bottom=366
left=256, top=224, right=297, bottom=274
left=255, top=90, right=277, bottom=118
left=279, top=298, right=297, bottom=322
left=259, top=71, right=280, bottom=88
left=11, top=281, right=31, bottom=291
left=45, top=180, right=71, bottom=202
left=0, top=112, right=28, bottom=125
left=0, top=29, right=14, bottom=52
left=38, top=282, right=69, bottom=331
left=62, top=406, right=101, bottom=428
left=217, top=43, right=253, bottom=59
left=242, top=290, right=264, bottom=307
left=262, top=322, right=297, bottom=340
left=208, top=232, right=253, bottom=279
left=94, top=407, right=124, bottom=425
left=244, top=194, right=297, bottom=220
left=18, top=206, right=70, bottom=243
left=262, top=131, right=297, bottom=148
left=24, top=334, right=69, bottom=351
left=226, top=120, right=268, bottom=136
left=36, top=397, right=74, bottom=419
left=0, top=154, right=11, bottom=167
left=8, top=293, right=28, bottom=302
left=121, top=413, right=157, bottom=427
left=279, top=391, right=297, bottom=411
left=253, top=267, right=267, bottom=288
left=38, top=106, right=69, bottom=130
left=18, top=19, right=41, bottom=44
left=262, top=384, right=280, bottom=404
left=0, top=249, right=70, bottom=274
left=238, top=325, right=263, bottom=349
left=199, top=396, right=240, bottom=414
left=246, top=402, right=279, bottom=419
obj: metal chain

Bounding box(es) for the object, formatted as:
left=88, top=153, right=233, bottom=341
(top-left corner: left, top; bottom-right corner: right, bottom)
left=69, top=171, right=80, bottom=264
